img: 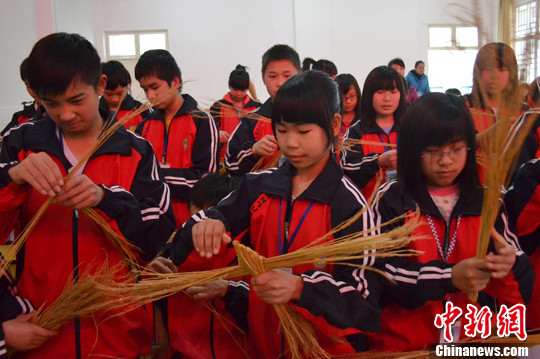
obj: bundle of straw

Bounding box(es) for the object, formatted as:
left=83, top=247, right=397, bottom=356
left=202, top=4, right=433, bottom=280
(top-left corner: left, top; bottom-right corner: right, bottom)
left=233, top=241, right=329, bottom=359
left=341, top=138, right=397, bottom=154
left=250, top=150, right=282, bottom=172
left=470, top=106, right=539, bottom=302
left=0, top=85, right=182, bottom=278
left=34, top=210, right=422, bottom=342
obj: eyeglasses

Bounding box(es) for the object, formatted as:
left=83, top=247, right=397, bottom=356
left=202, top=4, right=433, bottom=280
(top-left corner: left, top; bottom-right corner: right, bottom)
left=420, top=146, right=470, bottom=161
left=343, top=94, right=357, bottom=102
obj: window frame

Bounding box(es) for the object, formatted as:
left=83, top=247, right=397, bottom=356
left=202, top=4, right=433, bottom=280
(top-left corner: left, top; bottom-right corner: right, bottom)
left=428, top=25, right=479, bottom=50
left=105, top=30, right=169, bottom=60
left=513, top=0, right=539, bottom=83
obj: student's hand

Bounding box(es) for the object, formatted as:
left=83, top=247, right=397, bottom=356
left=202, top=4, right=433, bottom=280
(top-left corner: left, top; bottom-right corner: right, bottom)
left=2, top=313, right=57, bottom=351
left=377, top=150, right=397, bottom=169
left=8, top=152, right=64, bottom=197
left=252, top=135, right=277, bottom=157
left=252, top=270, right=303, bottom=304
left=148, top=257, right=178, bottom=274
left=186, top=280, right=229, bottom=301
left=485, top=228, right=516, bottom=279
left=54, top=174, right=104, bottom=210
left=192, top=219, right=231, bottom=258
left=219, top=130, right=231, bottom=144
left=451, top=258, right=491, bottom=293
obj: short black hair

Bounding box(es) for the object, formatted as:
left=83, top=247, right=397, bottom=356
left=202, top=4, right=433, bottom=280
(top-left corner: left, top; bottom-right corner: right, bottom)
left=261, top=44, right=301, bottom=77
left=302, top=58, right=338, bottom=77
left=135, top=49, right=181, bottom=85
left=445, top=88, right=462, bottom=96
left=228, top=65, right=249, bottom=90
left=188, top=172, right=240, bottom=210
left=27, top=32, right=101, bottom=99
left=20, top=57, right=29, bottom=82
left=335, top=73, right=361, bottom=114
left=272, top=70, right=340, bottom=148
left=414, top=60, right=425, bottom=69
left=361, top=66, right=407, bottom=129
left=397, top=93, right=480, bottom=205
left=388, top=58, right=405, bottom=68
left=102, top=60, right=131, bottom=90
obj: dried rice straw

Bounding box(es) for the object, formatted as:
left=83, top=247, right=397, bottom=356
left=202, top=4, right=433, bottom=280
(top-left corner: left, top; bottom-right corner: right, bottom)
left=469, top=105, right=539, bottom=302
left=341, top=138, right=397, bottom=154
left=233, top=240, right=328, bottom=359
left=0, top=85, right=181, bottom=278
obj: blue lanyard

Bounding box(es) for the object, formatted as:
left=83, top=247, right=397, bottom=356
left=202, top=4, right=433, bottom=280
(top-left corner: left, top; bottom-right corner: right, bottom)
left=376, top=132, right=398, bottom=152
left=278, top=198, right=315, bottom=254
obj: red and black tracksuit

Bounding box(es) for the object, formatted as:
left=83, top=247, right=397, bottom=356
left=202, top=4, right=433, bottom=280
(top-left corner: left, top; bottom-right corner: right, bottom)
left=224, top=98, right=277, bottom=176
left=0, top=112, right=176, bottom=358
left=136, top=94, right=219, bottom=226
left=210, top=93, right=260, bottom=162
left=99, top=93, right=148, bottom=132
left=1, top=102, right=46, bottom=136
left=340, top=121, right=398, bottom=200
left=172, top=158, right=384, bottom=357
left=368, top=181, right=534, bottom=351
left=506, top=158, right=540, bottom=329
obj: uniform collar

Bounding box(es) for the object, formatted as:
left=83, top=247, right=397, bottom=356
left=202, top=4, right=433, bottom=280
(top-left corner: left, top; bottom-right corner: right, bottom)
left=257, top=155, right=343, bottom=205
left=401, top=184, right=484, bottom=218
left=222, top=93, right=259, bottom=109
left=147, top=93, right=199, bottom=121
left=24, top=108, right=132, bottom=171
left=359, top=120, right=399, bottom=134
left=255, top=98, right=272, bottom=119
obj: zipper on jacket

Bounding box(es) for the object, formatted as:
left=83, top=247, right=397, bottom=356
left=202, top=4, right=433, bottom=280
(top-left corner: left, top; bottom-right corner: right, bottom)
left=283, top=199, right=295, bottom=254
left=162, top=120, right=171, bottom=165
left=442, top=217, right=452, bottom=255
left=72, top=209, right=82, bottom=359
left=209, top=299, right=216, bottom=359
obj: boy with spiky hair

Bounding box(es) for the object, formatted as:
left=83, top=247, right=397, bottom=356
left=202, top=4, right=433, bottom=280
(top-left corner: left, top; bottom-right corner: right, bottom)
left=99, top=60, right=148, bottom=132
left=0, top=32, right=175, bottom=357
left=135, top=49, right=219, bottom=227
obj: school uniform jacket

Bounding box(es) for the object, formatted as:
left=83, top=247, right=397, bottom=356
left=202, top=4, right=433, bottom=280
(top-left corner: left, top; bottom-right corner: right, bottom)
left=1, top=102, right=46, bottom=136
left=368, top=181, right=534, bottom=351
left=340, top=121, right=398, bottom=200
left=0, top=113, right=176, bottom=359
left=99, top=93, right=148, bottom=132
left=210, top=93, right=260, bottom=162
left=0, top=254, right=34, bottom=359
left=136, top=94, right=218, bottom=226
left=224, top=98, right=277, bottom=176
left=506, top=158, right=540, bottom=329
left=172, top=158, right=384, bottom=357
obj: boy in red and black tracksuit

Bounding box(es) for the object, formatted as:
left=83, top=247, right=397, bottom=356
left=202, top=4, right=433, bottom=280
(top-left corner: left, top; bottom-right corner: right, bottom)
left=99, top=60, right=148, bottom=132
left=506, top=158, right=540, bottom=329
left=0, top=33, right=175, bottom=358
left=224, top=99, right=274, bottom=175
left=2, top=58, right=46, bottom=136
left=135, top=49, right=218, bottom=226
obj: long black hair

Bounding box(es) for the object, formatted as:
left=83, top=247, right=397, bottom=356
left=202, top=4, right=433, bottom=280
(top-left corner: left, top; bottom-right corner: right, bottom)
left=335, top=73, right=361, bottom=115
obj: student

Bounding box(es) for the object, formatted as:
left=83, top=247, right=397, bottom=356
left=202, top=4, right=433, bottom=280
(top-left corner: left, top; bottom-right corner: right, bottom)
left=149, top=172, right=251, bottom=359
left=335, top=73, right=361, bottom=140
left=1, top=58, right=46, bottom=136
left=406, top=60, right=430, bottom=97
left=464, top=42, right=523, bottom=134
left=340, top=66, right=407, bottom=200
left=171, top=70, right=383, bottom=357
left=210, top=65, right=261, bottom=163
left=388, top=58, right=418, bottom=104
left=0, top=32, right=175, bottom=358
left=302, top=57, right=338, bottom=78
left=225, top=44, right=301, bottom=176
left=369, top=93, right=533, bottom=351
left=135, top=49, right=219, bottom=226
left=99, top=60, right=147, bottom=132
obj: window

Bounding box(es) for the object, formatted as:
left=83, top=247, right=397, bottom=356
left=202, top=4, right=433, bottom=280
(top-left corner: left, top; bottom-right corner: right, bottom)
left=514, top=0, right=539, bottom=84
left=105, top=30, right=168, bottom=60
left=427, top=25, right=479, bottom=94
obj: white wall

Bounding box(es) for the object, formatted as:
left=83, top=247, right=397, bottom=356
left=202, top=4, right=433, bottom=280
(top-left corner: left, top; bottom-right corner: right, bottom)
left=0, top=0, right=499, bottom=129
